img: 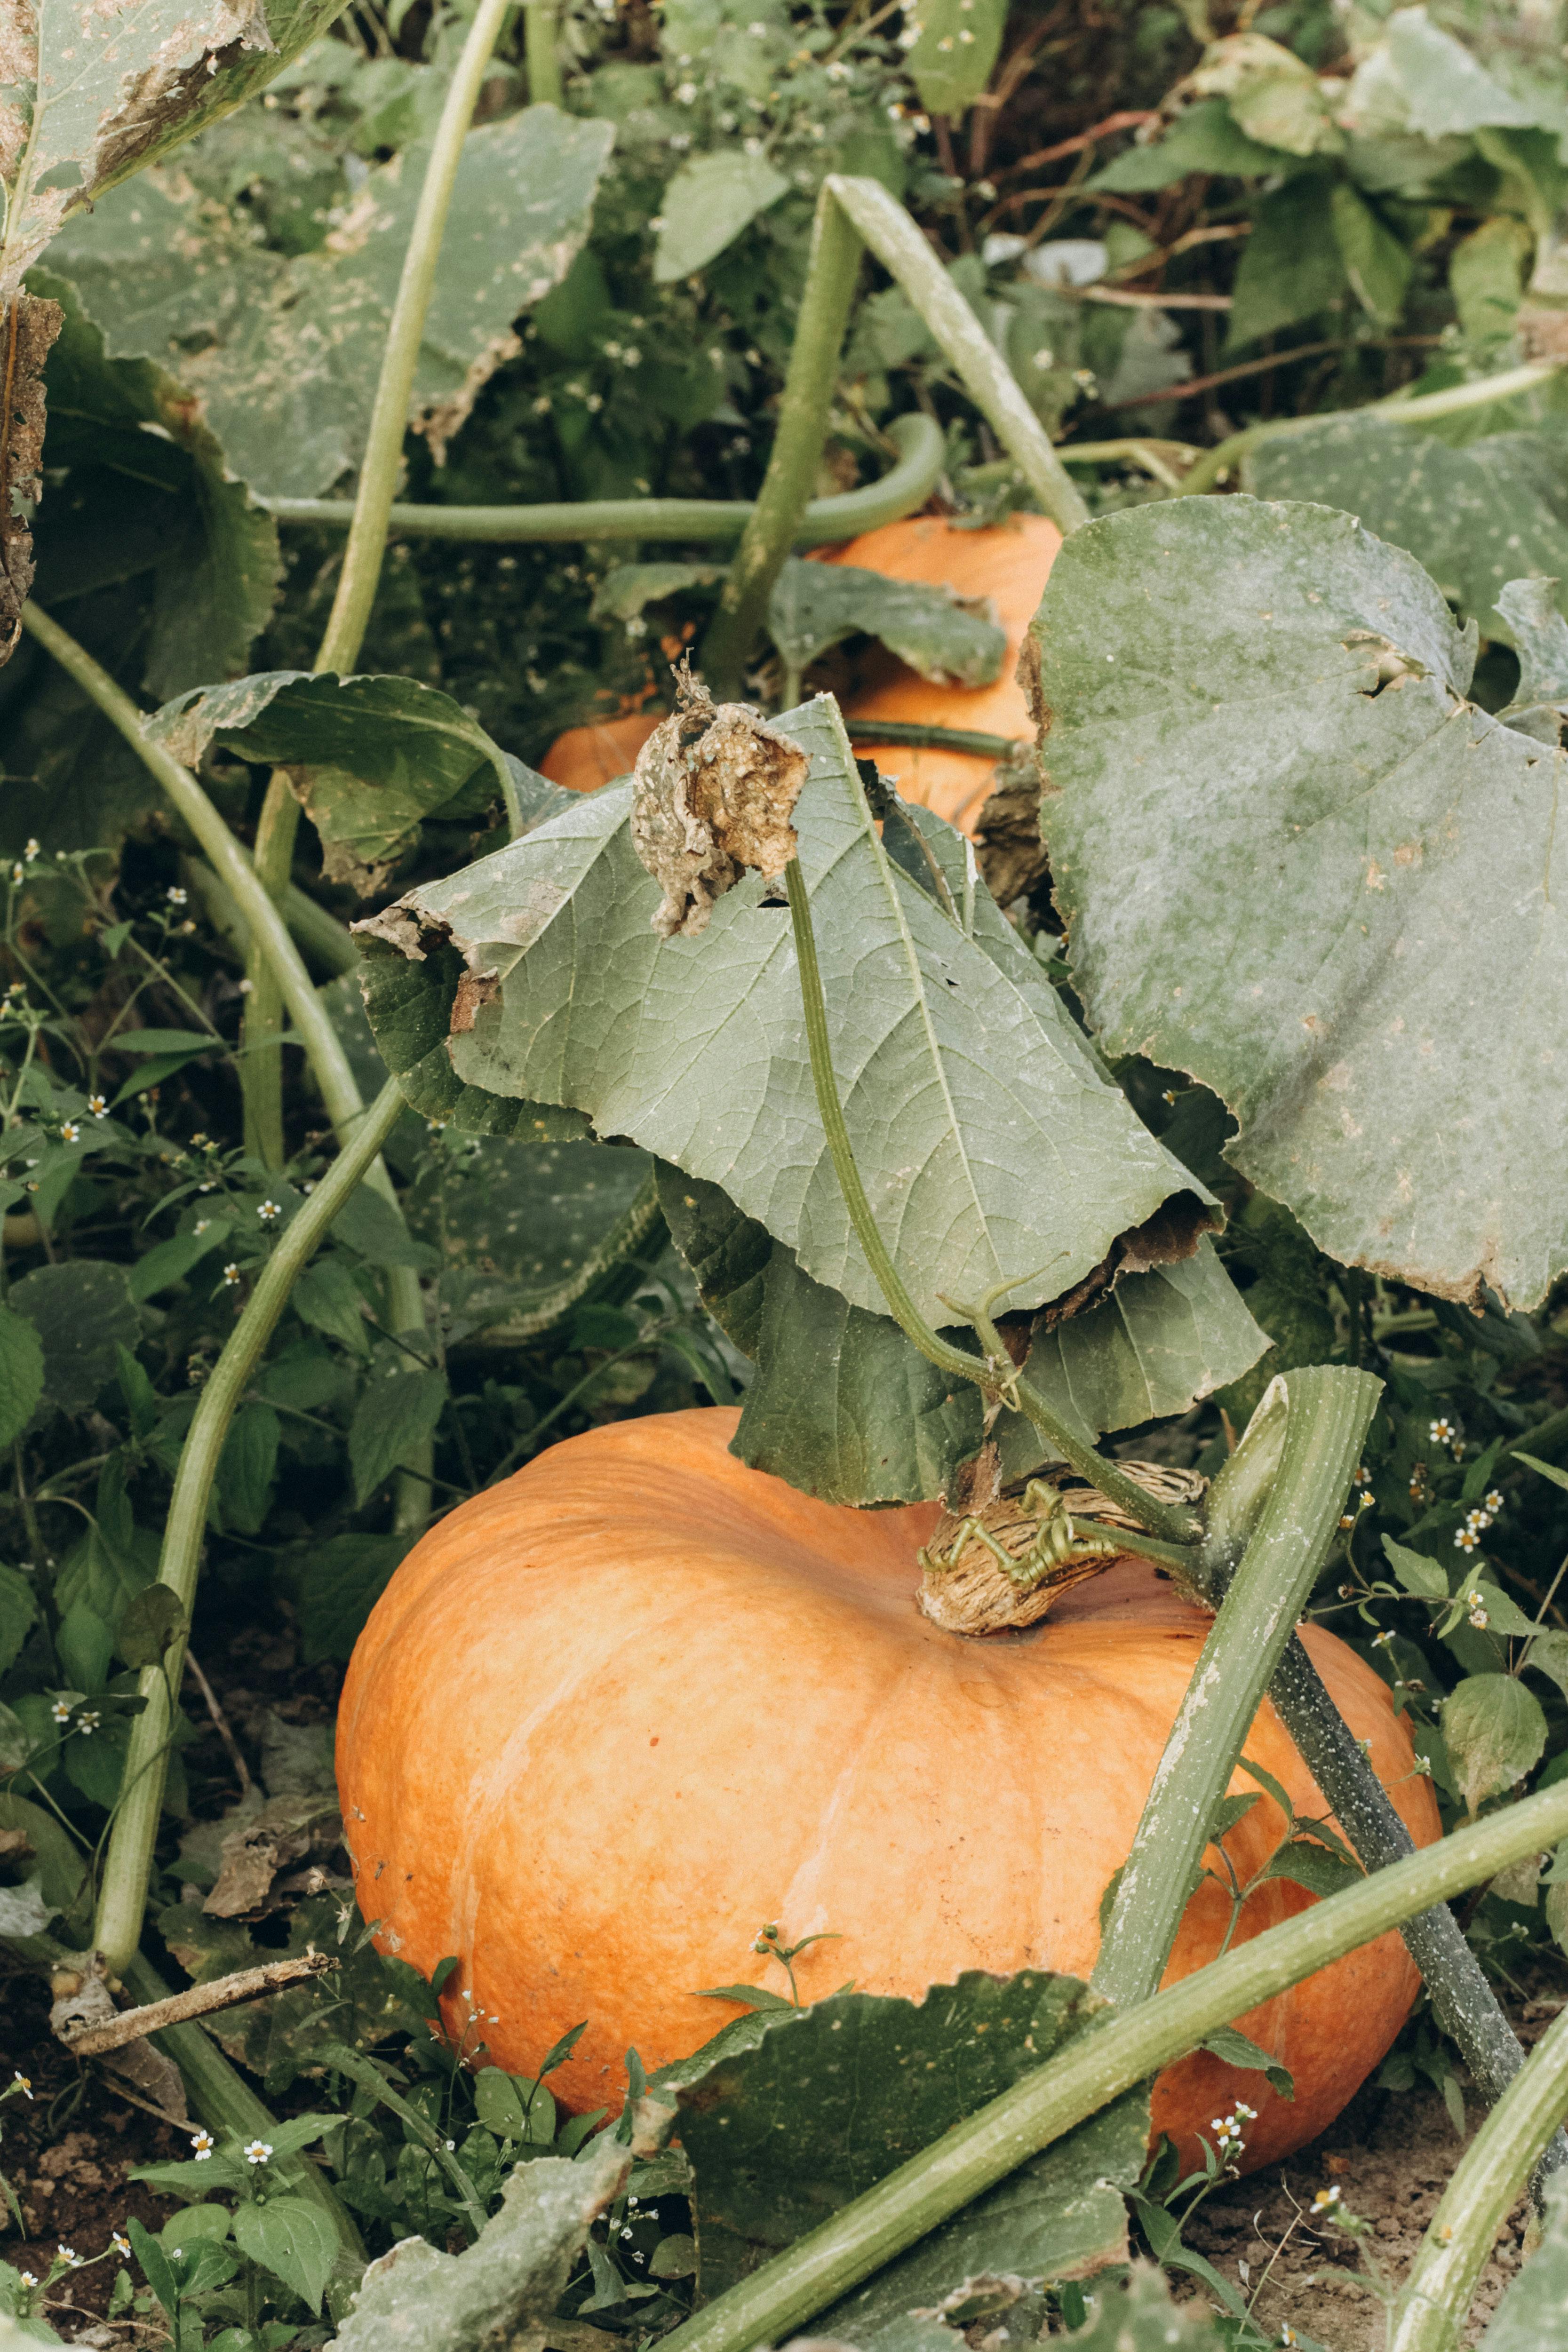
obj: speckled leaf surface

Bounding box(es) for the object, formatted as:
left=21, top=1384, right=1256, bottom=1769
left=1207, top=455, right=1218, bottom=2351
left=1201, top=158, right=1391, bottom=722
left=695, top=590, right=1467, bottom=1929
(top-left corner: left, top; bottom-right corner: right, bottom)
left=1248, top=423, right=1568, bottom=636
left=0, top=0, right=347, bottom=308
left=769, top=558, right=1007, bottom=687
left=361, top=695, right=1206, bottom=1331
left=1034, top=495, right=1568, bottom=1311
left=667, top=1972, right=1145, bottom=2332
left=43, top=105, right=614, bottom=497
left=1480, top=2175, right=1568, bottom=2349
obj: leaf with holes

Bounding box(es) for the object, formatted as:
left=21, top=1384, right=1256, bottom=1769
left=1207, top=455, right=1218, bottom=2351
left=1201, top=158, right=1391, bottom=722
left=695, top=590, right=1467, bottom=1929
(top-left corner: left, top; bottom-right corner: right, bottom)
left=1034, top=495, right=1568, bottom=1312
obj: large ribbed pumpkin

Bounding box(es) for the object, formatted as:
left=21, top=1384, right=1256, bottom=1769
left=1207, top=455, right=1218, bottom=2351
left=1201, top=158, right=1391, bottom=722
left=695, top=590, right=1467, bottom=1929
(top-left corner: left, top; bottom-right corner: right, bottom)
left=338, top=1408, right=1436, bottom=2171
left=826, top=512, right=1062, bottom=835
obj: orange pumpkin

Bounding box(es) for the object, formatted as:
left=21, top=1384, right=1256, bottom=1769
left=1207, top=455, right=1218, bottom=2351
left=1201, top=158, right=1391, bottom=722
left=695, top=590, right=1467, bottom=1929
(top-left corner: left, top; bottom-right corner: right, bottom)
left=538, top=713, right=663, bottom=794
left=826, top=513, right=1062, bottom=836
left=338, top=1408, right=1435, bottom=2172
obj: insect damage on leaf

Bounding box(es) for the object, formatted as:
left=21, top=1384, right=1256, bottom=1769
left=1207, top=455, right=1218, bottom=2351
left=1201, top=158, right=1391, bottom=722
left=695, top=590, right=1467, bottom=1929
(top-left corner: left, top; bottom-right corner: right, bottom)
left=630, top=667, right=808, bottom=938
left=0, top=0, right=277, bottom=311
left=0, top=291, right=64, bottom=664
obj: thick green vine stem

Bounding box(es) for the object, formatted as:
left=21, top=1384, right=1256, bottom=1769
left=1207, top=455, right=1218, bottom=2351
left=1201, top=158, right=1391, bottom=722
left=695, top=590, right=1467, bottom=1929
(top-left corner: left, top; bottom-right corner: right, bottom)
left=824, top=175, right=1090, bottom=538
left=120, top=1953, right=366, bottom=2272
left=649, top=1781, right=1568, bottom=2352
left=94, top=1080, right=406, bottom=1977
left=258, top=411, right=946, bottom=544
left=1180, top=358, right=1563, bottom=496
left=1388, top=2001, right=1568, bottom=2352
left=1091, top=1363, right=1381, bottom=2010
left=525, top=0, right=563, bottom=104
left=782, top=854, right=1200, bottom=1549
left=702, top=189, right=865, bottom=694
left=241, top=0, right=515, bottom=1167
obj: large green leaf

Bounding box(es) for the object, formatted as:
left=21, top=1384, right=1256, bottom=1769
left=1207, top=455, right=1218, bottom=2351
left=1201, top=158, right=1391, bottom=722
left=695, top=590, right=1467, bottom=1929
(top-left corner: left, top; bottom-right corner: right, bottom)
left=44, top=105, right=615, bottom=499
left=0, top=0, right=348, bottom=310
left=1249, top=422, right=1568, bottom=636
left=1033, top=495, right=1568, bottom=1312
left=359, top=695, right=1209, bottom=1332
left=147, top=670, right=517, bottom=893
left=661, top=1163, right=1262, bottom=1502
left=662, top=1972, right=1146, bottom=2336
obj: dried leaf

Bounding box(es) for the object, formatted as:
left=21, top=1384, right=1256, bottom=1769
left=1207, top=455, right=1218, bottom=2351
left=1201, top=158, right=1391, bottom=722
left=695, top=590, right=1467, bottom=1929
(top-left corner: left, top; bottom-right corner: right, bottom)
left=0, top=291, right=64, bottom=665
left=630, top=671, right=808, bottom=938
left=204, top=1793, right=338, bottom=1918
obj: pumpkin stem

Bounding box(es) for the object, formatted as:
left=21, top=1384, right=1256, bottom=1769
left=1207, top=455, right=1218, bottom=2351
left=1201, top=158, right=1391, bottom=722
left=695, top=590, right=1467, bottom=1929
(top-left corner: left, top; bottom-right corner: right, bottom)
left=917, top=1464, right=1205, bottom=1636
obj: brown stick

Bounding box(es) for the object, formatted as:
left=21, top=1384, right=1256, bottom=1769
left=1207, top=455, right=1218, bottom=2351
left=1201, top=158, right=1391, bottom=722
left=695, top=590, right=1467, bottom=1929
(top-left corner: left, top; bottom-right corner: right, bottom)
left=184, top=1649, right=254, bottom=1796
left=1003, top=110, right=1160, bottom=172
left=61, top=1953, right=335, bottom=2055
left=1100, top=333, right=1442, bottom=411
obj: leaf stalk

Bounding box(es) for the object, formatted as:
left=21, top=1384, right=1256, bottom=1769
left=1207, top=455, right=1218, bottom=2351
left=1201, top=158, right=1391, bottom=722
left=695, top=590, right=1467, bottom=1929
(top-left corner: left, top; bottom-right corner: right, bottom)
left=94, top=1080, right=407, bottom=1976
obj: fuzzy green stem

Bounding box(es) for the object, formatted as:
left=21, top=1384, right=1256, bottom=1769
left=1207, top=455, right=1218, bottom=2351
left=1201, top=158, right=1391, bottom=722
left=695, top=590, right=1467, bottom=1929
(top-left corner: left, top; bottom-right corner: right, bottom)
left=258, top=412, right=946, bottom=545
left=315, top=0, right=515, bottom=678
left=120, top=1953, right=366, bottom=2271
left=650, top=1781, right=1568, bottom=2352
left=1389, top=2001, right=1568, bottom=2352
left=824, top=175, right=1090, bottom=536
left=1180, top=358, right=1563, bottom=498
left=1091, top=1364, right=1380, bottom=2009
left=783, top=856, right=1198, bottom=1549
left=702, top=188, right=865, bottom=695
left=240, top=0, right=513, bottom=1171
left=94, top=1080, right=406, bottom=1976
left=524, top=0, right=563, bottom=105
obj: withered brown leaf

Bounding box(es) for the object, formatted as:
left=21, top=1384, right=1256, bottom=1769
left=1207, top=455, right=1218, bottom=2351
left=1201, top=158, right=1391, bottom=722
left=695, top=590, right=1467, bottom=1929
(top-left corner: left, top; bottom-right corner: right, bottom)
left=630, top=666, right=809, bottom=938
left=0, top=292, right=64, bottom=667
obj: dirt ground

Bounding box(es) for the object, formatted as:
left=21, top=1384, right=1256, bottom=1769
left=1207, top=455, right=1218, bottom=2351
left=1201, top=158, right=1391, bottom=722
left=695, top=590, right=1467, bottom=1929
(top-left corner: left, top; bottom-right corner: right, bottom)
left=1179, top=1998, right=1568, bottom=2352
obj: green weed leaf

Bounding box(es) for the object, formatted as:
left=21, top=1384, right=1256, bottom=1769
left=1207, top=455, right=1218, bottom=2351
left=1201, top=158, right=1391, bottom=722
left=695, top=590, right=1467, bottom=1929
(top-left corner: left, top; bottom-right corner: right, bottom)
left=653, top=150, right=790, bottom=283
left=0, top=1304, right=45, bottom=1450
left=348, top=1367, right=448, bottom=1507
left=232, top=2195, right=339, bottom=2315
left=1441, top=1673, right=1547, bottom=1813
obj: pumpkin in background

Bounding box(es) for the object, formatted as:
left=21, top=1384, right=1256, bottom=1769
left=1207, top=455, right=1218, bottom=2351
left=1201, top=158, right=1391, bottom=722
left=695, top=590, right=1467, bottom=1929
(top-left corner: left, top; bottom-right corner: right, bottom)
left=826, top=512, right=1062, bottom=836
left=338, top=1408, right=1436, bottom=2173
left=538, top=712, right=662, bottom=793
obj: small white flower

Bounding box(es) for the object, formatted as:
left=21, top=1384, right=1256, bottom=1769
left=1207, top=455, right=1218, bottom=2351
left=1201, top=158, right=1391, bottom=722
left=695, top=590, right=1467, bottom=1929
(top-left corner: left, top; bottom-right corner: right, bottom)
left=88, top=1093, right=107, bottom=1118
left=1312, top=2184, right=1341, bottom=2212
left=12, top=2071, right=32, bottom=2098
left=1353, top=1464, right=1372, bottom=1487
left=23, top=840, right=39, bottom=861
left=243, top=2138, right=273, bottom=2165
left=675, top=79, right=698, bottom=101
left=50, top=1699, right=71, bottom=1724
left=257, top=1198, right=281, bottom=1225
left=167, top=887, right=188, bottom=907
left=222, top=1262, right=242, bottom=1287
left=238, top=977, right=254, bottom=993
left=19, top=2272, right=36, bottom=2289
left=112, top=2230, right=130, bottom=2257
left=1485, top=1489, right=1504, bottom=1514
left=191, top=2129, right=214, bottom=2158
left=59, top=1120, right=80, bottom=1144
left=9, top=864, right=24, bottom=886
left=58, top=2243, right=81, bottom=2265
left=1371, top=1629, right=1393, bottom=1647
left=77, top=1709, right=100, bottom=1735
left=622, top=347, right=641, bottom=367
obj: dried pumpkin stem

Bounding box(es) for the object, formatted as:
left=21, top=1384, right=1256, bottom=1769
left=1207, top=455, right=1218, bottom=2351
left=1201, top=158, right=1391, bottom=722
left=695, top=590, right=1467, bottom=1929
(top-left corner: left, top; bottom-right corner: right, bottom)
left=94, top=1080, right=407, bottom=1978
left=1389, top=1999, right=1568, bottom=2351
left=650, top=1780, right=1568, bottom=2352
left=783, top=858, right=1201, bottom=1549
left=1090, top=1363, right=1381, bottom=2010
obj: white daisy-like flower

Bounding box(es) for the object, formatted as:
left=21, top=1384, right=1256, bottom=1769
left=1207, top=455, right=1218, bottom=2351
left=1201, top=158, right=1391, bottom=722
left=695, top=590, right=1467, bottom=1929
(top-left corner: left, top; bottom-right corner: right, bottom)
left=88, top=1093, right=107, bottom=1118
left=191, top=2129, right=215, bottom=2158
left=12, top=2070, right=32, bottom=2098
left=243, top=2138, right=273, bottom=2165
left=50, top=1699, right=71, bottom=1724
left=222, top=1263, right=242, bottom=1286
left=1311, top=2185, right=1341, bottom=2212
left=167, top=887, right=188, bottom=907
left=59, top=1120, right=80, bottom=1144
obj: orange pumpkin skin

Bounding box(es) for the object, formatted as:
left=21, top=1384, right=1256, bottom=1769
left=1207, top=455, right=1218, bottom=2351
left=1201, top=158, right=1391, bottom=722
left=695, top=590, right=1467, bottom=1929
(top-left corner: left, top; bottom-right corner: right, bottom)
left=538, top=713, right=663, bottom=794
left=826, top=513, right=1062, bottom=836
left=337, top=1409, right=1436, bottom=2173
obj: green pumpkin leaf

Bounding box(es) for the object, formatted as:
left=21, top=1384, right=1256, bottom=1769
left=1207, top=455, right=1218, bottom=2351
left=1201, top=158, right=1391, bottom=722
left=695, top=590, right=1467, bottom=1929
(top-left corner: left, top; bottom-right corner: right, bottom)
left=768, top=558, right=1007, bottom=688
left=362, top=695, right=1208, bottom=1335
left=44, top=105, right=616, bottom=501
left=1034, top=496, right=1568, bottom=1313
left=663, top=1971, right=1146, bottom=2334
